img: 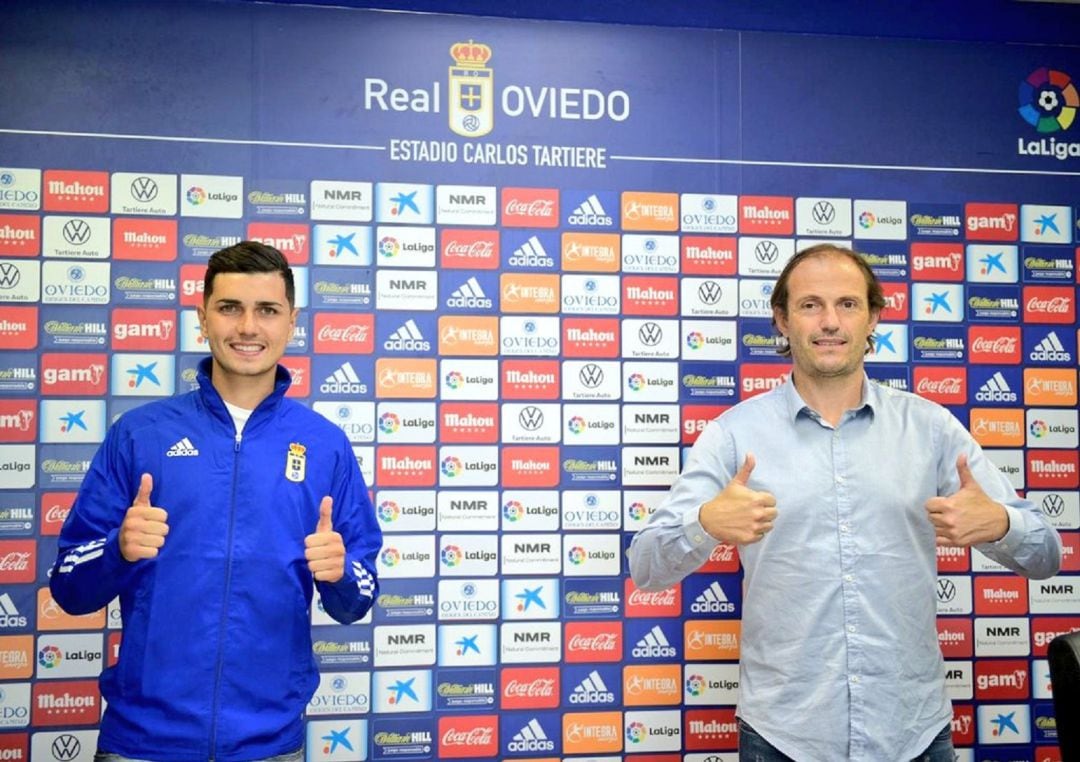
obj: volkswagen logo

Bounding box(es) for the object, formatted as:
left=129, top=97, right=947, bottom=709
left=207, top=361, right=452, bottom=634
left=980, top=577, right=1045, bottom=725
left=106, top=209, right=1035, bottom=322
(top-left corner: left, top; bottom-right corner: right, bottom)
left=1041, top=493, right=1065, bottom=517
left=0, top=262, right=21, bottom=289
left=130, top=175, right=160, bottom=203
left=52, top=734, right=82, bottom=761
left=754, top=240, right=780, bottom=265
left=812, top=200, right=836, bottom=225
left=62, top=218, right=92, bottom=245
left=638, top=322, right=663, bottom=346
left=936, top=579, right=957, bottom=603
left=698, top=281, right=723, bottom=305
left=579, top=363, right=604, bottom=388
left=518, top=405, right=544, bottom=431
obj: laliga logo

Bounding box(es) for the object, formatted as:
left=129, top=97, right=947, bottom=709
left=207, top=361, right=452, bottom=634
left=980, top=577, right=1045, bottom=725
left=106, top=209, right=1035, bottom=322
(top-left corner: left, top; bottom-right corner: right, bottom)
left=378, top=500, right=400, bottom=522
left=379, top=412, right=400, bottom=434
left=685, top=674, right=706, bottom=696
left=502, top=500, right=524, bottom=521
left=567, top=546, right=587, bottom=565
left=449, top=40, right=494, bottom=138
left=1019, top=68, right=1077, bottom=133
left=441, top=544, right=463, bottom=566
left=380, top=547, right=400, bottom=566
left=441, top=456, right=462, bottom=477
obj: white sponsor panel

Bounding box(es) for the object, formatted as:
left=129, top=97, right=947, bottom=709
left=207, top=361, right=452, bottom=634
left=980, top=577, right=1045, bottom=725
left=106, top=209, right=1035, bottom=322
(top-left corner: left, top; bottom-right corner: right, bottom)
left=853, top=199, right=907, bottom=240
left=375, top=268, right=437, bottom=311
left=42, top=260, right=109, bottom=305
left=109, top=353, right=175, bottom=396
left=796, top=197, right=852, bottom=238
left=438, top=578, right=500, bottom=621
left=681, top=319, right=737, bottom=361
left=310, top=180, right=373, bottom=222
left=39, top=400, right=106, bottom=444
left=563, top=359, right=621, bottom=401
left=439, top=534, right=498, bottom=577
left=985, top=448, right=1025, bottom=490
left=561, top=491, right=621, bottom=531
left=681, top=277, right=738, bottom=318
left=438, top=445, right=498, bottom=487
left=0, top=258, right=40, bottom=302
left=974, top=616, right=1031, bottom=656
left=736, top=278, right=775, bottom=319
left=680, top=193, right=738, bottom=233
left=43, top=216, right=110, bottom=258
left=373, top=624, right=436, bottom=667
left=180, top=174, right=243, bottom=218
left=501, top=402, right=561, bottom=444
left=0, top=681, right=29, bottom=728
left=621, top=447, right=680, bottom=487
left=911, top=283, right=964, bottom=322
left=0, top=445, right=36, bottom=488
left=561, top=274, right=621, bottom=315
left=683, top=663, right=740, bottom=705
left=375, top=401, right=436, bottom=444
left=622, top=404, right=680, bottom=444
left=623, top=490, right=665, bottom=531
left=305, top=719, right=368, bottom=761
left=621, top=234, right=679, bottom=273
left=500, top=490, right=560, bottom=532
left=737, top=236, right=795, bottom=277
left=314, top=401, right=376, bottom=444
left=621, top=360, right=679, bottom=402
left=437, top=623, right=498, bottom=666
left=374, top=491, right=436, bottom=533
left=439, top=358, right=498, bottom=400
left=623, top=709, right=682, bottom=752
left=1033, top=658, right=1053, bottom=699
left=32, top=729, right=99, bottom=762
left=1028, top=575, right=1080, bottom=614
left=943, top=660, right=973, bottom=700
left=563, top=533, right=621, bottom=577
left=312, top=224, right=374, bottom=266
left=35, top=633, right=103, bottom=679
left=377, top=534, right=436, bottom=579
left=499, top=578, right=559, bottom=621
left=375, top=226, right=436, bottom=268
left=111, top=172, right=178, bottom=216
left=976, top=703, right=1030, bottom=744
left=1021, top=204, right=1073, bottom=244
left=436, top=184, right=497, bottom=226
left=179, top=309, right=210, bottom=353
left=307, top=671, right=372, bottom=716
left=0, top=167, right=42, bottom=210
left=563, top=403, right=620, bottom=445
left=371, top=668, right=432, bottom=713
left=437, top=490, right=499, bottom=532
left=965, top=244, right=1019, bottom=283
left=375, top=183, right=433, bottom=225
left=500, top=533, right=562, bottom=575
left=866, top=323, right=908, bottom=364
left=1025, top=408, right=1079, bottom=449
left=935, top=575, right=973, bottom=615
left=1028, top=490, right=1080, bottom=530
left=499, top=622, right=561, bottom=663
left=500, top=315, right=560, bottom=356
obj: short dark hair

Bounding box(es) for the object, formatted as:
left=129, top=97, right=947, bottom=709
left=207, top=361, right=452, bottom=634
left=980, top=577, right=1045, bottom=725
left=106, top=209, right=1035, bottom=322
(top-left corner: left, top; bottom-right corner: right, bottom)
left=769, top=244, right=885, bottom=357
left=203, top=241, right=295, bottom=307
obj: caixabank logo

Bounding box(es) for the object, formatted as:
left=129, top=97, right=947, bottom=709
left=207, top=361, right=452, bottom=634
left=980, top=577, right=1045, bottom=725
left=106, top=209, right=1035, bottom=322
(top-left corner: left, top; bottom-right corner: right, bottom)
left=1017, top=67, right=1079, bottom=160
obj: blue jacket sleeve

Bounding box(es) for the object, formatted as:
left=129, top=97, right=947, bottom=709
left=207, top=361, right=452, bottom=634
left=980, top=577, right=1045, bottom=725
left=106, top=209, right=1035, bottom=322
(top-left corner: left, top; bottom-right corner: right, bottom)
left=315, top=437, right=382, bottom=624
left=50, top=422, right=143, bottom=615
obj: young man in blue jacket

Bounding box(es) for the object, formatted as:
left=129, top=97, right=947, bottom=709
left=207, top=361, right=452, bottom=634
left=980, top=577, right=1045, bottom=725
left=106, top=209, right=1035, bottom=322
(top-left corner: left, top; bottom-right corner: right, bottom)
left=51, top=241, right=382, bottom=762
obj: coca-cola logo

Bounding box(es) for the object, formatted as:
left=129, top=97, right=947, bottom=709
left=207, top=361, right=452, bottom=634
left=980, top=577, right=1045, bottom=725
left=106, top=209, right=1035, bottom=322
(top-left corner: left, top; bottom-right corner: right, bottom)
left=627, top=589, right=676, bottom=606
left=1027, top=296, right=1071, bottom=313
left=503, top=678, right=555, bottom=697
left=505, top=200, right=555, bottom=217
left=567, top=633, right=618, bottom=651
left=971, top=337, right=1018, bottom=354
left=446, top=241, right=495, bottom=257
left=317, top=324, right=369, bottom=342
left=441, top=727, right=494, bottom=746
left=45, top=504, right=70, bottom=523
left=916, top=377, right=962, bottom=395
left=0, top=552, right=31, bottom=571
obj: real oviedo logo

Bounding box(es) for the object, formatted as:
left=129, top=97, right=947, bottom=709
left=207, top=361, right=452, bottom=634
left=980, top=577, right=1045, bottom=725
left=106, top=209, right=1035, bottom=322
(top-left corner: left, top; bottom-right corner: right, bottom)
left=1018, top=68, right=1080, bottom=160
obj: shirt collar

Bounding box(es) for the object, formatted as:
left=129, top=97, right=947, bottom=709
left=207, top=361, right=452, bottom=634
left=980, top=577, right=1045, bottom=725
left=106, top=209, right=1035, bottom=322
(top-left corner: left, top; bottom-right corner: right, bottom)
left=780, top=372, right=879, bottom=423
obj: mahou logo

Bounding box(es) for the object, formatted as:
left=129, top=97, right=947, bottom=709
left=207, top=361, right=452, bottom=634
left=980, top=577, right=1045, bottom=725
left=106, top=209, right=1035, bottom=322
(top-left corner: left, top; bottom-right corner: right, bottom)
left=441, top=229, right=499, bottom=269
left=0, top=306, right=38, bottom=350
left=565, top=622, right=622, bottom=662
left=377, top=445, right=436, bottom=487
left=968, top=326, right=1021, bottom=364
left=313, top=313, right=374, bottom=354
left=1027, top=449, right=1080, bottom=489
left=937, top=618, right=973, bottom=658
left=0, top=540, right=35, bottom=583
left=501, top=188, right=559, bottom=228
left=31, top=680, right=100, bottom=726
left=501, top=359, right=559, bottom=399
left=43, top=169, right=110, bottom=213
left=624, top=579, right=681, bottom=617
left=1023, top=286, right=1075, bottom=324
left=500, top=446, right=559, bottom=488
left=438, top=716, right=498, bottom=758
left=501, top=667, right=559, bottom=709
left=0, top=214, right=40, bottom=257
left=563, top=318, right=619, bottom=358
left=739, top=195, right=794, bottom=235
left=965, top=202, right=1019, bottom=241
left=112, top=218, right=178, bottom=261
left=682, top=236, right=736, bottom=275
left=913, top=367, right=966, bottom=405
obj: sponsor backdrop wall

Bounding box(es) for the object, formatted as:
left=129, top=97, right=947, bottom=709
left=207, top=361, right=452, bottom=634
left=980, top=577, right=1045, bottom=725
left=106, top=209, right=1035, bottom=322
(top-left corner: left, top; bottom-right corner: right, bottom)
left=0, top=2, right=1079, bottom=760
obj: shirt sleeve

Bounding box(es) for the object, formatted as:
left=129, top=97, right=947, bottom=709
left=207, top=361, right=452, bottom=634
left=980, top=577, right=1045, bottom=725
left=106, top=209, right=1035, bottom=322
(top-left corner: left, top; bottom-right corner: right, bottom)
left=49, top=423, right=141, bottom=615
left=315, top=437, right=382, bottom=624
left=937, top=413, right=1062, bottom=579
left=628, top=418, right=733, bottom=590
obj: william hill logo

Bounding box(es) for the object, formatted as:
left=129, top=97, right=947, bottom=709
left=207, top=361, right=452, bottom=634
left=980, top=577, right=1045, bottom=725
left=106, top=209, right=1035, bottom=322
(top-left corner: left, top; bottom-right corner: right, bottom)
left=364, top=40, right=630, bottom=137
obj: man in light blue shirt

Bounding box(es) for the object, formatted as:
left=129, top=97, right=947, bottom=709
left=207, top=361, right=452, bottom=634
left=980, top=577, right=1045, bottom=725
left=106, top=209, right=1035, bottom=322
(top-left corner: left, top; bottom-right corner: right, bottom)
left=628, top=244, right=1061, bottom=761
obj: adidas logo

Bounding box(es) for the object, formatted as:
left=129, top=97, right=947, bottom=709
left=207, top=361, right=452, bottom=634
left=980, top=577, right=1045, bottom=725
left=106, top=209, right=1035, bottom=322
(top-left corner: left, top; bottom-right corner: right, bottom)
left=569, top=669, right=615, bottom=704
left=319, top=361, right=368, bottom=395
left=0, top=592, right=27, bottom=628
left=447, top=277, right=493, bottom=309
left=508, top=234, right=554, bottom=268
left=1030, top=331, right=1072, bottom=363
left=631, top=624, right=676, bottom=658
left=166, top=437, right=199, bottom=457
left=383, top=319, right=431, bottom=352
left=508, top=718, right=555, bottom=753
left=568, top=194, right=613, bottom=226
left=975, top=371, right=1018, bottom=403
left=690, top=580, right=735, bottom=614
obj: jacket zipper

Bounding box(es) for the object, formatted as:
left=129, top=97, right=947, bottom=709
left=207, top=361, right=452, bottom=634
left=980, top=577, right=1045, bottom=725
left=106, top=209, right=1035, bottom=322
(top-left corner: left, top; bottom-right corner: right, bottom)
left=208, top=431, right=243, bottom=760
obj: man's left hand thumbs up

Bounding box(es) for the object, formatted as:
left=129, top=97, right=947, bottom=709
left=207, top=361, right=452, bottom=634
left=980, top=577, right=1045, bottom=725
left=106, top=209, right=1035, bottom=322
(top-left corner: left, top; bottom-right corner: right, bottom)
left=925, top=455, right=1009, bottom=547
left=305, top=496, right=346, bottom=582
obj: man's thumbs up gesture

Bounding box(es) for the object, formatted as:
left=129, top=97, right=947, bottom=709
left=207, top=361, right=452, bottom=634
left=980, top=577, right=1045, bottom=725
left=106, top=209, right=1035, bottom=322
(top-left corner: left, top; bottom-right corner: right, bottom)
left=699, top=453, right=778, bottom=545
left=119, top=473, right=170, bottom=562
left=305, top=496, right=346, bottom=582
left=925, top=455, right=1009, bottom=546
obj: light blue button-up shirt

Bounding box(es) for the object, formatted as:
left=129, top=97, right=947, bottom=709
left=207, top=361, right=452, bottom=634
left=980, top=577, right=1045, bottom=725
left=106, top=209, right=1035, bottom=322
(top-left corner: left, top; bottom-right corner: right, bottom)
left=629, top=377, right=1061, bottom=762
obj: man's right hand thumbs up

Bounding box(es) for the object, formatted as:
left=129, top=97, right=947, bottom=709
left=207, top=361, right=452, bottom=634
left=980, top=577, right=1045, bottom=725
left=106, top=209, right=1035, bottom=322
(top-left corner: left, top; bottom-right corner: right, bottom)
left=699, top=453, right=778, bottom=545
left=119, top=473, right=170, bottom=562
